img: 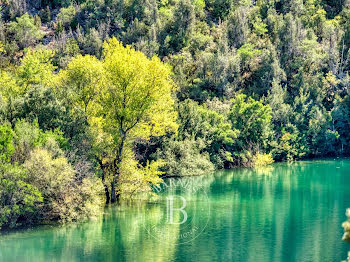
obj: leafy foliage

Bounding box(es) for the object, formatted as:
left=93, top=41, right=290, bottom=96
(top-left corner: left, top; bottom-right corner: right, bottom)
left=156, top=138, right=215, bottom=177
left=0, top=124, right=14, bottom=162
left=24, top=148, right=103, bottom=222
left=8, top=13, right=44, bottom=49
left=16, top=48, right=56, bottom=89
left=0, top=164, right=43, bottom=229
left=343, top=208, right=350, bottom=243
left=59, top=54, right=105, bottom=114
left=94, top=38, right=177, bottom=202
left=229, top=94, right=273, bottom=153
left=2, top=0, right=350, bottom=228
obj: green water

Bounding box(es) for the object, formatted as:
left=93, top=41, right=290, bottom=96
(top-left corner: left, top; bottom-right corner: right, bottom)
left=1, top=160, right=350, bottom=262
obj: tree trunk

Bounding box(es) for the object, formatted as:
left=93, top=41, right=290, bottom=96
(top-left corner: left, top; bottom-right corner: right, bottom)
left=110, top=132, right=126, bottom=203
left=110, top=163, right=121, bottom=203
left=102, top=171, right=110, bottom=204
left=98, top=158, right=111, bottom=204
left=111, top=180, right=116, bottom=203
left=104, top=184, right=110, bottom=204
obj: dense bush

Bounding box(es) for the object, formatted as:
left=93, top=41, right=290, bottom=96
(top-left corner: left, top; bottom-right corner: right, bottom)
left=156, top=138, right=215, bottom=177
left=0, top=121, right=103, bottom=229
left=176, top=99, right=236, bottom=168
left=57, top=5, right=77, bottom=29
left=0, top=164, right=42, bottom=229
left=8, top=13, right=44, bottom=49
left=24, top=148, right=103, bottom=222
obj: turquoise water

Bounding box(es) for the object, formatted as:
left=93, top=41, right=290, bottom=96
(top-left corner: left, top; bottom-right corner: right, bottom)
left=1, top=160, right=350, bottom=261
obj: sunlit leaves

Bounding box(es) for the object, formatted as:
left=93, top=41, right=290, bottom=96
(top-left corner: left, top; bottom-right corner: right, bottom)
left=101, top=38, right=178, bottom=139
left=59, top=54, right=105, bottom=115
left=229, top=94, right=272, bottom=151
left=17, top=48, right=56, bottom=89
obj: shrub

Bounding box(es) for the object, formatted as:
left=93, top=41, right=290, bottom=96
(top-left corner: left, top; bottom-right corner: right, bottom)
left=156, top=138, right=214, bottom=176
left=253, top=153, right=274, bottom=167
left=0, top=124, right=15, bottom=163
left=57, top=5, right=77, bottom=29
left=8, top=13, right=44, bottom=49
left=11, top=120, right=65, bottom=163
left=343, top=208, right=350, bottom=243
left=24, top=148, right=104, bottom=222
left=0, top=164, right=42, bottom=229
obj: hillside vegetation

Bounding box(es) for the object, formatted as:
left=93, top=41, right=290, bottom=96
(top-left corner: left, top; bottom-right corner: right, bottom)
left=1, top=0, right=350, bottom=228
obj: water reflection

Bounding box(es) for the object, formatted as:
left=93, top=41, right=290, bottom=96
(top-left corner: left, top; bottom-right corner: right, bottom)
left=1, top=160, right=350, bottom=261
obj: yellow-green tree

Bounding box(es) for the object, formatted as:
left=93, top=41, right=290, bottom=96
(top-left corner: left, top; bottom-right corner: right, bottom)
left=17, top=49, right=56, bottom=90
left=0, top=71, right=22, bottom=100
left=59, top=54, right=105, bottom=115
left=99, top=38, right=177, bottom=202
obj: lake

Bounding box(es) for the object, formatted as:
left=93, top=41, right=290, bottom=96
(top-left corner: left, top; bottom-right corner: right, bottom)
left=1, top=159, right=350, bottom=261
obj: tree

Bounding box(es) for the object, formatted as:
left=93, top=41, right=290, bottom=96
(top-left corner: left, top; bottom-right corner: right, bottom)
left=13, top=85, right=86, bottom=141
left=267, top=80, right=292, bottom=130
left=163, top=0, right=196, bottom=54
left=332, top=96, right=350, bottom=154
left=40, top=6, right=51, bottom=23
left=83, top=28, right=103, bottom=57
left=205, top=0, right=232, bottom=19
left=229, top=94, right=273, bottom=152
left=155, top=138, right=215, bottom=176
left=8, top=13, right=44, bottom=49
left=16, top=48, right=56, bottom=90
left=57, top=5, right=77, bottom=29
left=59, top=54, right=105, bottom=115
left=0, top=71, right=22, bottom=100
left=273, top=124, right=306, bottom=161
left=97, top=38, right=177, bottom=202
left=176, top=99, right=237, bottom=168
left=227, top=5, right=251, bottom=48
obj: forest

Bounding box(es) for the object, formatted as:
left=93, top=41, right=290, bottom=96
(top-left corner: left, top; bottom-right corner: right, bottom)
left=1, top=0, right=350, bottom=229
